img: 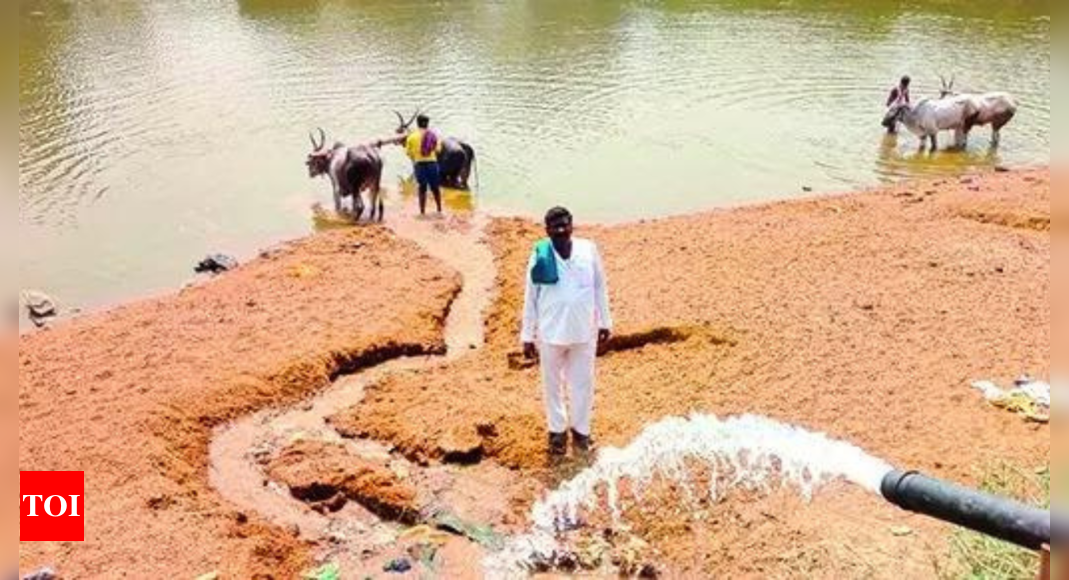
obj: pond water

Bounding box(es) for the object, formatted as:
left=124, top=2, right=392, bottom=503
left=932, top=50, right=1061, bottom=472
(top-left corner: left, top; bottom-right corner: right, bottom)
left=19, top=0, right=1050, bottom=318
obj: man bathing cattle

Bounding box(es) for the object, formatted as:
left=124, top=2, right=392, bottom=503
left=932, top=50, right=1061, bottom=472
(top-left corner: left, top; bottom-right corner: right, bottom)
left=305, top=112, right=476, bottom=222
left=305, top=78, right=1016, bottom=223
left=882, top=74, right=1017, bottom=152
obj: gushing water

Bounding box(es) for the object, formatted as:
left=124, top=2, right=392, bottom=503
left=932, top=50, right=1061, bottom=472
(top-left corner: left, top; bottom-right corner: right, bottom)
left=484, top=413, right=894, bottom=577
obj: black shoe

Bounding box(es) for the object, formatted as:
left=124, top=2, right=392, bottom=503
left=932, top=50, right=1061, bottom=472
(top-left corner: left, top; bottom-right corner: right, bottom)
left=548, top=432, right=567, bottom=456
left=571, top=430, right=594, bottom=453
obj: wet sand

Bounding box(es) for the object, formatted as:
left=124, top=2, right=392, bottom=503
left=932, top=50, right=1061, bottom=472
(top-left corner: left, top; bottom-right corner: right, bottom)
left=341, top=167, right=1050, bottom=576
left=18, top=228, right=460, bottom=578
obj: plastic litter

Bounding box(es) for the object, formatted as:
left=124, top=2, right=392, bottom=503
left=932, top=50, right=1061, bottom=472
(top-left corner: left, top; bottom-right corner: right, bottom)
left=398, top=524, right=451, bottom=546
left=383, top=558, right=412, bottom=574
left=302, top=562, right=340, bottom=580
left=22, top=568, right=57, bottom=580
left=429, top=510, right=502, bottom=549
left=971, top=377, right=1050, bottom=422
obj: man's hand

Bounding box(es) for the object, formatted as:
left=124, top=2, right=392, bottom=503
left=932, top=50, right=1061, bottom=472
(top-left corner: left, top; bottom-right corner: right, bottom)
left=598, top=329, right=612, bottom=345
left=523, top=342, right=538, bottom=360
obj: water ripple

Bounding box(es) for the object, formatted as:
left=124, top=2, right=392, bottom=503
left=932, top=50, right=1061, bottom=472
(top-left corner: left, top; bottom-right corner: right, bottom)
left=18, top=0, right=1050, bottom=308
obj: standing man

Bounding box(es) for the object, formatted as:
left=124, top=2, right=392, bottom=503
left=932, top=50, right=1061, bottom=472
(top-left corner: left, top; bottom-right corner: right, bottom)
left=521, top=207, right=613, bottom=456
left=887, top=75, right=911, bottom=107
left=884, top=75, right=911, bottom=133
left=405, top=114, right=443, bottom=215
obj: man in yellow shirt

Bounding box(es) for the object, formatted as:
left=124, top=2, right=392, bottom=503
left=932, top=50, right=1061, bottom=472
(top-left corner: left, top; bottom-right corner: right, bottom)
left=405, top=114, right=443, bottom=215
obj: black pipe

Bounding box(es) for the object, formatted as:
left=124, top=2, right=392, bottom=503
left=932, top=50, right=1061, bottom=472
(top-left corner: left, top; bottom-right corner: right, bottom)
left=881, top=470, right=1050, bottom=550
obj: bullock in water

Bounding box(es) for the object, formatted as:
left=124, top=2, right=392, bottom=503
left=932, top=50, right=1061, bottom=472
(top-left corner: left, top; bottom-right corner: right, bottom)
left=393, top=110, right=476, bottom=190
left=306, top=128, right=385, bottom=221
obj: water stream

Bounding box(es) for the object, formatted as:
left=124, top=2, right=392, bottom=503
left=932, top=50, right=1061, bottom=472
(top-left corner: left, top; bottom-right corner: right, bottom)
left=486, top=413, right=895, bottom=576
left=208, top=207, right=501, bottom=569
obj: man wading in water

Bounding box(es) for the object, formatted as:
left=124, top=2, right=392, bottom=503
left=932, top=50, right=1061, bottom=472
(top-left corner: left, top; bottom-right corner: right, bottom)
left=406, top=114, right=443, bottom=215
left=884, top=75, right=911, bottom=134
left=377, top=114, right=444, bottom=215
left=522, top=207, right=613, bottom=456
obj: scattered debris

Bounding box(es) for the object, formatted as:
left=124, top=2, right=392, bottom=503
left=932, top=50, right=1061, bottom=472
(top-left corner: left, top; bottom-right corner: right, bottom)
left=407, top=542, right=440, bottom=570
left=891, top=526, right=914, bottom=537
left=994, top=165, right=1011, bottom=173
left=21, top=290, right=57, bottom=327
left=383, top=558, right=412, bottom=574
left=398, top=524, right=452, bottom=546
left=576, top=534, right=612, bottom=569
left=194, top=254, right=239, bottom=274
left=302, top=562, right=340, bottom=580
left=22, top=568, right=57, bottom=580
left=429, top=509, right=502, bottom=549
left=194, top=572, right=219, bottom=580
left=399, top=523, right=449, bottom=572
left=971, top=377, right=1050, bottom=422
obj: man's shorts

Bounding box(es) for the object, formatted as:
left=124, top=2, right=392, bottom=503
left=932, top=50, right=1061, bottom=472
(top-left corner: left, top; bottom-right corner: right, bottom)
left=414, top=161, right=441, bottom=191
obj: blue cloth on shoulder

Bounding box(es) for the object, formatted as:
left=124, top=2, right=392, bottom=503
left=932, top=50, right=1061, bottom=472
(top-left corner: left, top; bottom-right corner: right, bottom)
left=530, top=239, right=558, bottom=285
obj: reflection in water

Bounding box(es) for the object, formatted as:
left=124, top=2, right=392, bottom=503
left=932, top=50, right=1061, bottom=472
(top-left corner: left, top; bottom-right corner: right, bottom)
left=308, top=179, right=475, bottom=234
left=395, top=178, right=477, bottom=214
left=875, top=133, right=1003, bottom=183
left=19, top=0, right=1050, bottom=318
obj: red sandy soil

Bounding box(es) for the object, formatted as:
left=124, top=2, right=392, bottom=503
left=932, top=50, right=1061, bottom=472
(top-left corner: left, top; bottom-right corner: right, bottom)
left=18, top=228, right=460, bottom=578
left=336, top=168, right=1050, bottom=577
left=18, top=168, right=1049, bottom=578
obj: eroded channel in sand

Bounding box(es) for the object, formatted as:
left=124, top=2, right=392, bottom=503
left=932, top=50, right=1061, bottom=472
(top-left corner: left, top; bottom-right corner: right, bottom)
left=208, top=208, right=511, bottom=573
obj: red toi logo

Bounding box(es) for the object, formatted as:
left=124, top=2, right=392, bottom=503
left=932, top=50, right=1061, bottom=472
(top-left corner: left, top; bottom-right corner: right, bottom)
left=20, top=471, right=85, bottom=542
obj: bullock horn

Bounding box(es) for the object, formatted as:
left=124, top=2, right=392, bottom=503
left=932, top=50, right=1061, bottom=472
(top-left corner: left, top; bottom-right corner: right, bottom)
left=394, top=110, right=407, bottom=127
left=407, top=109, right=420, bottom=128
left=309, top=131, right=317, bottom=149
left=316, top=127, right=326, bottom=150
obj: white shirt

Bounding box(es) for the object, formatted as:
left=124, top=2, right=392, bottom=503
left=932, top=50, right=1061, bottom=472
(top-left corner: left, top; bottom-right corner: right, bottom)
left=521, top=238, right=613, bottom=346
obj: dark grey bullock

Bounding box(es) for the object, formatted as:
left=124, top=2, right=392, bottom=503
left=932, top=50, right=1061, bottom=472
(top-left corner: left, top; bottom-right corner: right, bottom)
left=394, top=111, right=477, bottom=190
left=306, top=128, right=385, bottom=221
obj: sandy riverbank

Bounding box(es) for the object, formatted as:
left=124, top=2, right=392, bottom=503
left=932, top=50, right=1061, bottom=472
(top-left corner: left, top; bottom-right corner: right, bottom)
left=18, top=228, right=461, bottom=577
left=19, top=168, right=1049, bottom=578
left=340, top=167, right=1050, bottom=576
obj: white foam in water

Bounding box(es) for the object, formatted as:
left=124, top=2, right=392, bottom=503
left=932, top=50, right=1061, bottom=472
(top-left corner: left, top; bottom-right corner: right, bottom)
left=483, top=413, right=894, bottom=577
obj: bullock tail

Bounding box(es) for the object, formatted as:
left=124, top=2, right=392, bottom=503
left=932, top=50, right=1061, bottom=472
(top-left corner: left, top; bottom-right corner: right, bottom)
left=462, top=142, right=480, bottom=194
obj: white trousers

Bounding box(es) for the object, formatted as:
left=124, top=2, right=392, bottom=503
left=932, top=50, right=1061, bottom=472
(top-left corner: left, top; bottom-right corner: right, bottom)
left=539, top=341, right=597, bottom=436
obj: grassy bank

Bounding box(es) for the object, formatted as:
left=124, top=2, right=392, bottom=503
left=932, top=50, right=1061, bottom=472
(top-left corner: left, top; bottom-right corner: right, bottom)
left=947, top=463, right=1050, bottom=580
